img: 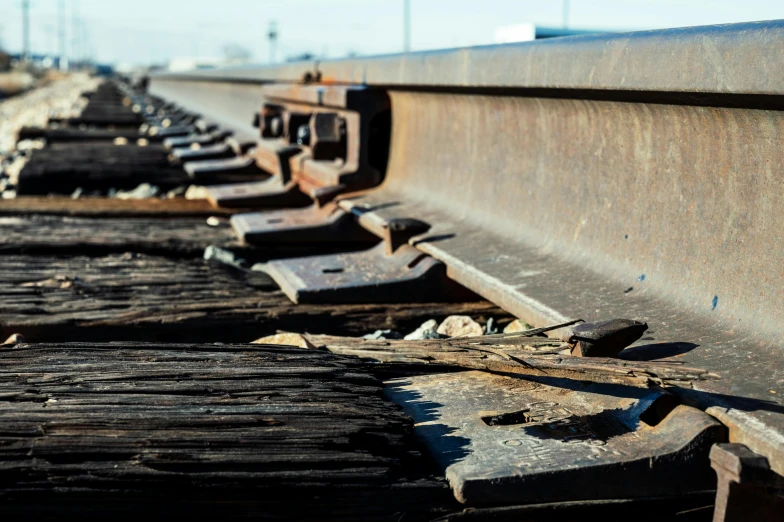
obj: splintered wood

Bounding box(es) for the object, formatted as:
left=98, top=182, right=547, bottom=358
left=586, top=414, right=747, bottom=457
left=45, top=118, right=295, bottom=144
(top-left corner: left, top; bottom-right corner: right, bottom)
left=302, top=334, right=720, bottom=387
left=0, top=342, right=455, bottom=519
left=0, top=254, right=508, bottom=342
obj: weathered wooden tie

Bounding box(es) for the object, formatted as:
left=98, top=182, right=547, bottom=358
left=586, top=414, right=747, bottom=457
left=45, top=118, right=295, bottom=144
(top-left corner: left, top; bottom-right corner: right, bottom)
left=0, top=253, right=507, bottom=342
left=16, top=144, right=189, bottom=195
left=0, top=197, right=247, bottom=217
left=0, top=342, right=457, bottom=520
left=0, top=215, right=237, bottom=256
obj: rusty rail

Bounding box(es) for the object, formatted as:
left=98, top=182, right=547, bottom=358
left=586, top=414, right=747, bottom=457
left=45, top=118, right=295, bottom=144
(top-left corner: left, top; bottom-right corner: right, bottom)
left=149, top=20, right=784, bottom=487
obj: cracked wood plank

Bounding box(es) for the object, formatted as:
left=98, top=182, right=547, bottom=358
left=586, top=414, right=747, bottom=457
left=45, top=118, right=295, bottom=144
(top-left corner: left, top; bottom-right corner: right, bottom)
left=302, top=334, right=720, bottom=387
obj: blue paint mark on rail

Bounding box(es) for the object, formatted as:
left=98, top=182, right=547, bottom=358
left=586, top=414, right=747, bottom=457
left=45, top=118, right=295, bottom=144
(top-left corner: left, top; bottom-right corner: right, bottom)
left=712, top=295, right=719, bottom=310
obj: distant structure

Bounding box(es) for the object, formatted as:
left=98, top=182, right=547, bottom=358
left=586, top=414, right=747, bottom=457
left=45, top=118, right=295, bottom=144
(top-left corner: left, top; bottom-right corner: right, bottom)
left=166, top=57, right=223, bottom=72
left=285, top=52, right=315, bottom=63
left=495, top=24, right=608, bottom=44
left=268, top=21, right=278, bottom=64
left=22, top=0, right=31, bottom=62
left=59, top=0, right=68, bottom=71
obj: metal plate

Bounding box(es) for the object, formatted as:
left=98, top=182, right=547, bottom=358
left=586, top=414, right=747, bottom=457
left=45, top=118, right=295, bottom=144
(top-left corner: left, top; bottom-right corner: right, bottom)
left=232, top=204, right=376, bottom=245
left=206, top=178, right=310, bottom=208
left=163, top=130, right=231, bottom=150
left=385, top=371, right=724, bottom=506
left=263, top=243, right=450, bottom=304
left=171, top=142, right=234, bottom=162
left=184, top=156, right=265, bottom=182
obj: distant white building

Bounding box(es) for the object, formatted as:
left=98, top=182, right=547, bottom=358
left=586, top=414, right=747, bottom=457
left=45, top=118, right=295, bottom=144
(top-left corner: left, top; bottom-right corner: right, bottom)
left=495, top=24, right=536, bottom=44
left=166, top=57, right=223, bottom=72
left=496, top=24, right=608, bottom=43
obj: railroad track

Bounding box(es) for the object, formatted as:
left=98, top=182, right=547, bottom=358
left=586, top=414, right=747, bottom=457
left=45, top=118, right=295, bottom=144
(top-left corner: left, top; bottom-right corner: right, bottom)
left=1, top=21, right=783, bottom=521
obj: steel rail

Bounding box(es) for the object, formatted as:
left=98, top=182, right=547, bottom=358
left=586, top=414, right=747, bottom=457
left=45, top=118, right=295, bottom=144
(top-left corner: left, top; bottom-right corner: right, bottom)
left=149, top=21, right=784, bottom=475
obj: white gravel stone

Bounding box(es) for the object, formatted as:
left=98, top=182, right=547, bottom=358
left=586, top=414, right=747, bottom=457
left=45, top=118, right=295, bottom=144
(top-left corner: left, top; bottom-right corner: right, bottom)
left=436, top=315, right=484, bottom=338
left=115, top=183, right=160, bottom=200
left=166, top=186, right=187, bottom=198
left=503, top=319, right=534, bottom=334
left=363, top=330, right=402, bottom=340
left=203, top=245, right=247, bottom=269
left=0, top=73, right=99, bottom=156
left=185, top=185, right=208, bottom=200
left=404, top=319, right=441, bottom=340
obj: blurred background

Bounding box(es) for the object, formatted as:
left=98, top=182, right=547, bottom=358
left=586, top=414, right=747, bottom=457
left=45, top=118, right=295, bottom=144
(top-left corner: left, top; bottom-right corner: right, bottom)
left=1, top=0, right=783, bottom=93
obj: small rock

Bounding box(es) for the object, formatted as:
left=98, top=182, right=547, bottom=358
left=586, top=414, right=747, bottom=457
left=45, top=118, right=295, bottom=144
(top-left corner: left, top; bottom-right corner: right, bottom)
left=2, top=189, right=16, bottom=199
left=206, top=216, right=223, bottom=227
left=70, top=187, right=83, bottom=199
left=504, top=319, right=534, bottom=334
left=437, top=315, right=483, bottom=338
left=203, top=245, right=247, bottom=269
left=485, top=317, right=498, bottom=335
left=166, top=185, right=187, bottom=199
left=116, top=183, right=160, bottom=200
left=113, top=137, right=128, bottom=146
left=404, top=319, right=441, bottom=340
left=185, top=185, right=208, bottom=200
left=16, top=139, right=45, bottom=151
left=363, top=329, right=403, bottom=340
left=250, top=263, right=268, bottom=272
left=2, top=334, right=24, bottom=345
left=252, top=332, right=314, bottom=349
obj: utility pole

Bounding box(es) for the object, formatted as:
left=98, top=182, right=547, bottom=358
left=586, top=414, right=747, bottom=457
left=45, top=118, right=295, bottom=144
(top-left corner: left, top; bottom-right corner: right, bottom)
left=22, top=0, right=31, bottom=62
left=71, top=0, right=79, bottom=68
left=268, top=21, right=278, bottom=64
left=59, top=0, right=67, bottom=70
left=403, top=0, right=411, bottom=53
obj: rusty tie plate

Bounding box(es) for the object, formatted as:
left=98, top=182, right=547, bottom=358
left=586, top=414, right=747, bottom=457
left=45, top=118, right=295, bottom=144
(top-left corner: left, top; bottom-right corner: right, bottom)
left=386, top=371, right=724, bottom=506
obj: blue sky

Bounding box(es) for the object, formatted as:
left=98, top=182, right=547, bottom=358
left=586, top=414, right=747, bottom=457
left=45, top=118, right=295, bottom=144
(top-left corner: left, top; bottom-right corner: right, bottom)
left=1, top=0, right=783, bottom=65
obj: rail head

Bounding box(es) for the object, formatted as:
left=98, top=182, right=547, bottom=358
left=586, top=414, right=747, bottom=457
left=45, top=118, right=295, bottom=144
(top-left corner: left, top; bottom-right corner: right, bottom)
left=151, top=20, right=784, bottom=96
